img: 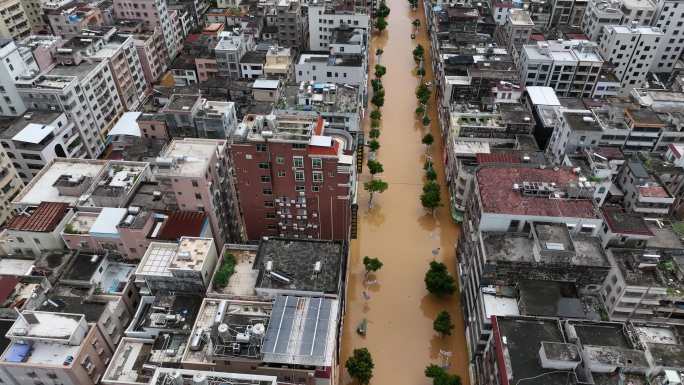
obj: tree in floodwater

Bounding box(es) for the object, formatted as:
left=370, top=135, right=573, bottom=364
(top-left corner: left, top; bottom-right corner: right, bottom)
left=424, top=261, right=456, bottom=296
left=346, top=348, right=375, bottom=385
left=425, top=365, right=462, bottom=385
left=366, top=159, right=384, bottom=178
left=433, top=310, right=454, bottom=336
left=421, top=180, right=441, bottom=214
left=364, top=179, right=388, bottom=209
left=363, top=256, right=383, bottom=275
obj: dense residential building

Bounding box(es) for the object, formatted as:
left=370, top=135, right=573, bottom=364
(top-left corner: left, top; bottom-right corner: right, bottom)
left=494, top=9, right=534, bottom=57
left=0, top=112, right=85, bottom=183
left=519, top=39, right=604, bottom=97
left=308, top=1, right=369, bottom=51
left=230, top=112, right=355, bottom=241
left=215, top=30, right=254, bottom=80
left=15, top=60, right=124, bottom=157
left=0, top=39, right=36, bottom=117
left=598, top=24, right=663, bottom=96
left=113, top=0, right=178, bottom=60
left=0, top=310, right=114, bottom=385
left=295, top=53, right=366, bottom=86
left=0, top=147, right=22, bottom=225
left=133, top=28, right=168, bottom=84
left=0, top=0, right=31, bottom=40
left=581, top=0, right=623, bottom=41
left=651, top=0, right=684, bottom=74
left=274, top=0, right=306, bottom=49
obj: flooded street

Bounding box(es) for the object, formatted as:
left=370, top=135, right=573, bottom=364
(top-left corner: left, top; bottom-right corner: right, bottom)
left=339, top=0, right=470, bottom=384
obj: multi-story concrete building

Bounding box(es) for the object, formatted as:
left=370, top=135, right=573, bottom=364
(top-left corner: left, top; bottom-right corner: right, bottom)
left=0, top=148, right=22, bottom=225
left=113, top=0, right=178, bottom=60
left=582, top=0, right=623, bottom=41
left=295, top=53, right=366, bottom=86
left=458, top=164, right=607, bottom=377
left=598, top=24, right=663, bottom=96
left=46, top=3, right=103, bottom=37
left=651, top=0, right=684, bottom=74
left=494, top=9, right=534, bottom=58
left=263, top=46, right=293, bottom=79
left=274, top=0, right=306, bottom=49
left=617, top=157, right=675, bottom=215
left=20, top=0, right=43, bottom=32
left=215, top=30, right=254, bottom=80
left=182, top=296, right=340, bottom=385
left=17, top=35, right=62, bottom=72
left=0, top=310, right=113, bottom=385
left=15, top=61, right=124, bottom=157
left=620, top=0, right=656, bottom=24
left=549, top=0, right=587, bottom=27
left=135, top=237, right=218, bottom=294
left=0, top=112, right=86, bottom=183
left=520, top=39, right=604, bottom=98
left=0, top=40, right=37, bottom=117
left=133, top=28, right=168, bottom=84
left=308, top=1, right=369, bottom=51
left=89, top=32, right=149, bottom=110
left=230, top=112, right=355, bottom=241
left=152, top=138, right=244, bottom=245
left=0, top=0, right=31, bottom=40
left=56, top=31, right=149, bottom=111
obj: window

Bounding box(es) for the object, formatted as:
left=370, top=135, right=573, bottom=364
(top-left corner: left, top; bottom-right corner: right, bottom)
left=16, top=237, right=24, bottom=243
left=264, top=200, right=274, bottom=207
left=312, top=171, right=323, bottom=182
left=265, top=212, right=276, bottom=219
left=295, top=185, right=305, bottom=192
left=261, top=175, right=271, bottom=182
left=258, top=162, right=270, bottom=169
left=276, top=156, right=284, bottom=164
left=277, top=171, right=286, bottom=177
left=256, top=143, right=267, bottom=152
left=292, top=143, right=307, bottom=149
left=263, top=188, right=273, bottom=195
left=293, top=156, right=304, bottom=168
left=191, top=180, right=198, bottom=187
left=195, top=193, right=202, bottom=200
left=312, top=185, right=320, bottom=192
left=312, top=158, right=322, bottom=169
left=295, top=170, right=305, bottom=181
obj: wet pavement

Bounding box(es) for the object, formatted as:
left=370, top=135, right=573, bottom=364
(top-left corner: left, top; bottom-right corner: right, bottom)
left=339, top=0, right=470, bottom=384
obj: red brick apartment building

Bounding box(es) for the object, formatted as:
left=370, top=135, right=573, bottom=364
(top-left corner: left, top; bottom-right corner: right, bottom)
left=230, top=112, right=355, bottom=241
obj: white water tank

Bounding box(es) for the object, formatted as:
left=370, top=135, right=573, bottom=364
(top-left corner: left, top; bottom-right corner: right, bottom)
left=192, top=373, right=207, bottom=385
left=252, top=323, right=266, bottom=336
left=217, top=323, right=230, bottom=342
left=169, top=372, right=183, bottom=385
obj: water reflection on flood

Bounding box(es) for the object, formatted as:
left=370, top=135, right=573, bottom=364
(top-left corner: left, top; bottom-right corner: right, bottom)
left=338, top=0, right=470, bottom=383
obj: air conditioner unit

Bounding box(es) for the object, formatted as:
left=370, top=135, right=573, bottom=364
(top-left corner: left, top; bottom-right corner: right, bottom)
left=287, top=215, right=292, bottom=218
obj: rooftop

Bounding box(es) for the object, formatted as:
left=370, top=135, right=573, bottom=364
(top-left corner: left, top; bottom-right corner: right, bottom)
left=7, top=311, right=85, bottom=341
left=261, top=295, right=338, bottom=366
left=562, top=111, right=602, bottom=131
left=103, top=335, right=188, bottom=385
left=518, top=280, right=586, bottom=318
left=61, top=251, right=104, bottom=282
left=13, top=159, right=106, bottom=207
left=129, top=295, right=201, bottom=334
left=154, top=139, right=219, bottom=178
left=253, top=238, right=344, bottom=295
left=495, top=317, right=570, bottom=385
left=476, top=165, right=598, bottom=218
left=209, top=245, right=260, bottom=298
left=137, top=238, right=214, bottom=277
left=602, top=208, right=653, bottom=236
left=610, top=249, right=684, bottom=292
left=151, top=368, right=276, bottom=385
left=280, top=81, right=361, bottom=114
left=6, top=202, right=69, bottom=233
left=0, top=111, right=63, bottom=141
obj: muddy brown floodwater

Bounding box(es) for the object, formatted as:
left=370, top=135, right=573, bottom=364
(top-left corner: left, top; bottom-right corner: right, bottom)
left=338, top=0, right=470, bottom=384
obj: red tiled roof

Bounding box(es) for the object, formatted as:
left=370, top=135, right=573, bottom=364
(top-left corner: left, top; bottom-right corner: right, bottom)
left=594, top=146, right=624, bottom=160
left=476, top=166, right=597, bottom=218
left=0, top=276, right=19, bottom=304
left=530, top=34, right=546, bottom=41
left=565, top=33, right=588, bottom=40
left=476, top=153, right=521, bottom=164
left=6, top=202, right=70, bottom=232
left=639, top=186, right=670, bottom=198
left=186, top=34, right=201, bottom=43
left=314, top=116, right=324, bottom=135
left=157, top=211, right=207, bottom=240
left=308, top=140, right=339, bottom=156
left=602, top=208, right=654, bottom=236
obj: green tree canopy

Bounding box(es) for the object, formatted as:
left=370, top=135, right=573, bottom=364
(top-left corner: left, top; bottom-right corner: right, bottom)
left=433, top=310, right=454, bottom=336
left=346, top=348, right=375, bottom=385
left=376, top=16, right=388, bottom=31
left=370, top=109, right=382, bottom=120
left=425, top=365, right=462, bottom=385
left=367, top=159, right=384, bottom=176
left=374, top=64, right=387, bottom=78
left=425, top=260, right=456, bottom=296
left=369, top=128, right=381, bottom=139
left=422, top=133, right=434, bottom=147
left=364, top=179, right=389, bottom=208
left=363, top=256, right=384, bottom=274
left=421, top=181, right=441, bottom=213
left=368, top=139, right=380, bottom=152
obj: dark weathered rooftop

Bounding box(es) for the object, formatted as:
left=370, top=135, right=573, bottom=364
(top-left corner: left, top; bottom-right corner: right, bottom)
left=254, top=238, right=343, bottom=295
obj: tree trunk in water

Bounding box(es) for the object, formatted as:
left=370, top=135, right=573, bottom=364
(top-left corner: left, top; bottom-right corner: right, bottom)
left=368, top=192, right=374, bottom=209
